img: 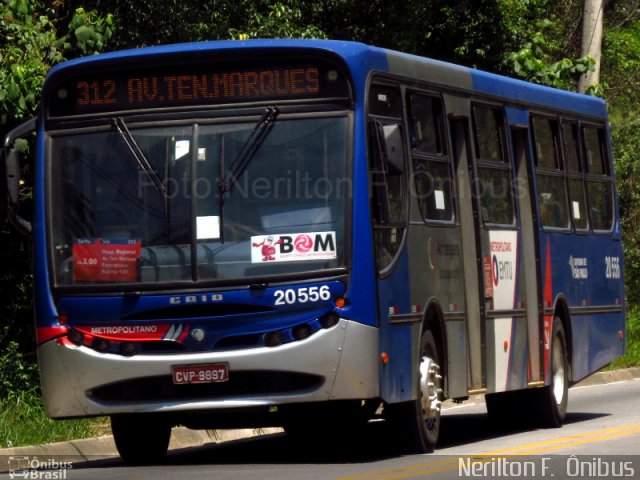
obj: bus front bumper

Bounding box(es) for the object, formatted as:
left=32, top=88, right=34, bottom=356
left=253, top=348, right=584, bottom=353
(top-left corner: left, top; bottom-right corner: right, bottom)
left=37, top=319, right=379, bottom=419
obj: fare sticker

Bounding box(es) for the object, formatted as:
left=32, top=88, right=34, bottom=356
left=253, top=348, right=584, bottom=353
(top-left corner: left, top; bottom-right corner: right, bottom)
left=73, top=238, right=141, bottom=282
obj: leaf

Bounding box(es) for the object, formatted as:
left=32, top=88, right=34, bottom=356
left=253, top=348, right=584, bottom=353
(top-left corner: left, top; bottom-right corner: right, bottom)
left=6, top=80, right=20, bottom=100
left=74, top=25, right=96, bottom=45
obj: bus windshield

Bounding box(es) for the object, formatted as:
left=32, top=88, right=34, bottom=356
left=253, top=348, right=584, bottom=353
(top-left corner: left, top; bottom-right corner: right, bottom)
left=50, top=114, right=350, bottom=286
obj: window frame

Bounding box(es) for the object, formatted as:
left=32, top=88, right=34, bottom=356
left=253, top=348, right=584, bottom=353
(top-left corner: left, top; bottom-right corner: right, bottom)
left=582, top=123, right=615, bottom=233
left=407, top=90, right=455, bottom=225
left=531, top=114, right=571, bottom=231
left=367, top=81, right=409, bottom=275
left=560, top=119, right=590, bottom=232
left=472, top=103, right=516, bottom=227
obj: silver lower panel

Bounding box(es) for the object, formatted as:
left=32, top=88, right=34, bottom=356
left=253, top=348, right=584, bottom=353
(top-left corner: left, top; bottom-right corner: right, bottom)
left=37, top=319, right=379, bottom=418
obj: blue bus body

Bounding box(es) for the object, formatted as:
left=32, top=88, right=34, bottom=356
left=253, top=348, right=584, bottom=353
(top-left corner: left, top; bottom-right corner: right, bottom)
left=4, top=39, right=624, bottom=458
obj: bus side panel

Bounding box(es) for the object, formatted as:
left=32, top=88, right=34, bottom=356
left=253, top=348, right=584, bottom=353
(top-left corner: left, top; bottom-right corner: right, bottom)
left=571, top=312, right=626, bottom=382
left=545, top=233, right=625, bottom=383
left=378, top=248, right=417, bottom=404
left=444, top=320, right=468, bottom=397
left=406, top=225, right=468, bottom=398
left=508, top=316, right=530, bottom=390
left=485, top=316, right=529, bottom=392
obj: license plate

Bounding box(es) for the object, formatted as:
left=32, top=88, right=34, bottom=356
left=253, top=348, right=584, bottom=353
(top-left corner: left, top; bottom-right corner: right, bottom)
left=171, top=363, right=229, bottom=385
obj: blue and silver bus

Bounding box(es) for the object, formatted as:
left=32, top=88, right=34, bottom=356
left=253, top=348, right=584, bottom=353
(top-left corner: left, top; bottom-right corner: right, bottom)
left=2, top=40, right=625, bottom=462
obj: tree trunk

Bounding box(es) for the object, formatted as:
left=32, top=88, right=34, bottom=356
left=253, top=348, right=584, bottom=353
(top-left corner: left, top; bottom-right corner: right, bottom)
left=578, top=0, right=604, bottom=93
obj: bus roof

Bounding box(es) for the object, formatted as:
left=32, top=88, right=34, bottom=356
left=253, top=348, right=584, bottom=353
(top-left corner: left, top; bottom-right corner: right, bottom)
left=45, top=39, right=607, bottom=120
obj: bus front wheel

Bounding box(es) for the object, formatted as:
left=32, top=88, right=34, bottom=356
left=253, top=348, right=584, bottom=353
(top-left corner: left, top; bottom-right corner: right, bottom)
left=386, top=329, right=442, bottom=453
left=111, top=414, right=171, bottom=464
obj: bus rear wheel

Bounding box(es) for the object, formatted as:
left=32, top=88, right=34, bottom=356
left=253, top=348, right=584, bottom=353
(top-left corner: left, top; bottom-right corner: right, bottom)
left=537, top=317, right=569, bottom=427
left=111, top=414, right=172, bottom=464
left=487, top=317, right=569, bottom=429
left=386, top=329, right=442, bottom=453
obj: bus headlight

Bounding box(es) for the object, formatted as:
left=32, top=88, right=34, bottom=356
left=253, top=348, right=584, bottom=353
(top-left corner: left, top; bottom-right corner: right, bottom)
left=119, top=342, right=137, bottom=356
left=319, top=312, right=339, bottom=329
left=67, top=328, right=84, bottom=346
left=292, top=324, right=312, bottom=341
left=264, top=331, right=284, bottom=347
left=92, top=337, right=110, bottom=353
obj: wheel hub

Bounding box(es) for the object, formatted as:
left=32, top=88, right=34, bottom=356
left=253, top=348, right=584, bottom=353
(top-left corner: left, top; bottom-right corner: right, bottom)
left=419, top=356, right=442, bottom=422
left=552, top=337, right=566, bottom=405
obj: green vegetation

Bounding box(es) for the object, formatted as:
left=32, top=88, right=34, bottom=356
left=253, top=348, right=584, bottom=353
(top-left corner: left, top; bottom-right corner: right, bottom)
left=0, top=341, right=107, bottom=448
left=1, top=0, right=640, bottom=448
left=610, top=306, right=640, bottom=369
left=0, top=390, right=107, bottom=449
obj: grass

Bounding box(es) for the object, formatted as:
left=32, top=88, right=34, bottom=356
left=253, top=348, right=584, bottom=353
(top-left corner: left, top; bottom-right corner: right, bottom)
left=608, top=304, right=640, bottom=369
left=0, top=389, right=108, bottom=449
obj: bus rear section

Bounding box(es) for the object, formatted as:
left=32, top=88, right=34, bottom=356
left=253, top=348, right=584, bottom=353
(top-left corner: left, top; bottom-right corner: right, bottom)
left=366, top=48, right=625, bottom=452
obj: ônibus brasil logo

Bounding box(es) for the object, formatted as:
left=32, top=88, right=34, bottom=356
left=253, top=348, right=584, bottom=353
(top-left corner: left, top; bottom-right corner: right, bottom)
left=251, top=231, right=337, bottom=263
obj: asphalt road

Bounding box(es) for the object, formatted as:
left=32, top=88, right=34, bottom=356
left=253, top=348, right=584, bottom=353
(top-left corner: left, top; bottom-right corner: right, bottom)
left=4, top=378, right=640, bottom=480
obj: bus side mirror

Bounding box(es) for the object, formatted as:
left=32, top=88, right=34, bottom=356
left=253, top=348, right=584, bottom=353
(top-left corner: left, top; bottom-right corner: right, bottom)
left=2, top=147, right=32, bottom=235
left=2, top=117, right=36, bottom=235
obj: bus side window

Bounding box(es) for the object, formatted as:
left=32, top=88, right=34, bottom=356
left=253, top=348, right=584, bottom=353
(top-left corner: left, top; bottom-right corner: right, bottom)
left=369, top=122, right=406, bottom=226
left=583, top=126, right=614, bottom=231
left=472, top=105, right=514, bottom=226
left=562, top=121, right=589, bottom=231
left=532, top=116, right=570, bottom=229
left=368, top=84, right=407, bottom=272
left=408, top=93, right=453, bottom=223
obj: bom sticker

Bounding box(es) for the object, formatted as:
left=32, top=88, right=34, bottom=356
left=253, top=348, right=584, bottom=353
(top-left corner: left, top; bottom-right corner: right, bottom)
left=251, top=231, right=337, bottom=263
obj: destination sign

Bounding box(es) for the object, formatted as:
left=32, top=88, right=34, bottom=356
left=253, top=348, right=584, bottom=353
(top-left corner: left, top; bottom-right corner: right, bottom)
left=48, top=60, right=350, bottom=117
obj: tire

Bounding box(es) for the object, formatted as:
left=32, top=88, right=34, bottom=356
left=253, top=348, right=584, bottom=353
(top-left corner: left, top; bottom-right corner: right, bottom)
left=111, top=414, right=172, bottom=464
left=386, top=329, right=442, bottom=453
left=537, top=317, right=569, bottom=427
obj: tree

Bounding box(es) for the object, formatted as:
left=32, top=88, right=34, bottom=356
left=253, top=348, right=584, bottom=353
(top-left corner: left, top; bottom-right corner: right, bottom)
left=579, top=0, right=604, bottom=92
left=0, top=0, right=62, bottom=128
left=0, top=0, right=114, bottom=398
left=57, top=1, right=327, bottom=50
left=600, top=1, right=640, bottom=114
left=500, top=0, right=595, bottom=90
left=1, top=1, right=114, bottom=132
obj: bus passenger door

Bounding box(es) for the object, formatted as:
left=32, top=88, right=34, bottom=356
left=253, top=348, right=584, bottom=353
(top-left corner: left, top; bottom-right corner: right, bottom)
left=510, top=119, right=543, bottom=386
left=446, top=95, right=485, bottom=393
left=471, top=104, right=534, bottom=393
left=446, top=98, right=536, bottom=395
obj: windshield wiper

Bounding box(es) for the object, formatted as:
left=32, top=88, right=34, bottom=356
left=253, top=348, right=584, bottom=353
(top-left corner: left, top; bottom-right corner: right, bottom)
left=219, top=106, right=279, bottom=198
left=218, top=106, right=279, bottom=243
left=113, top=117, right=167, bottom=197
